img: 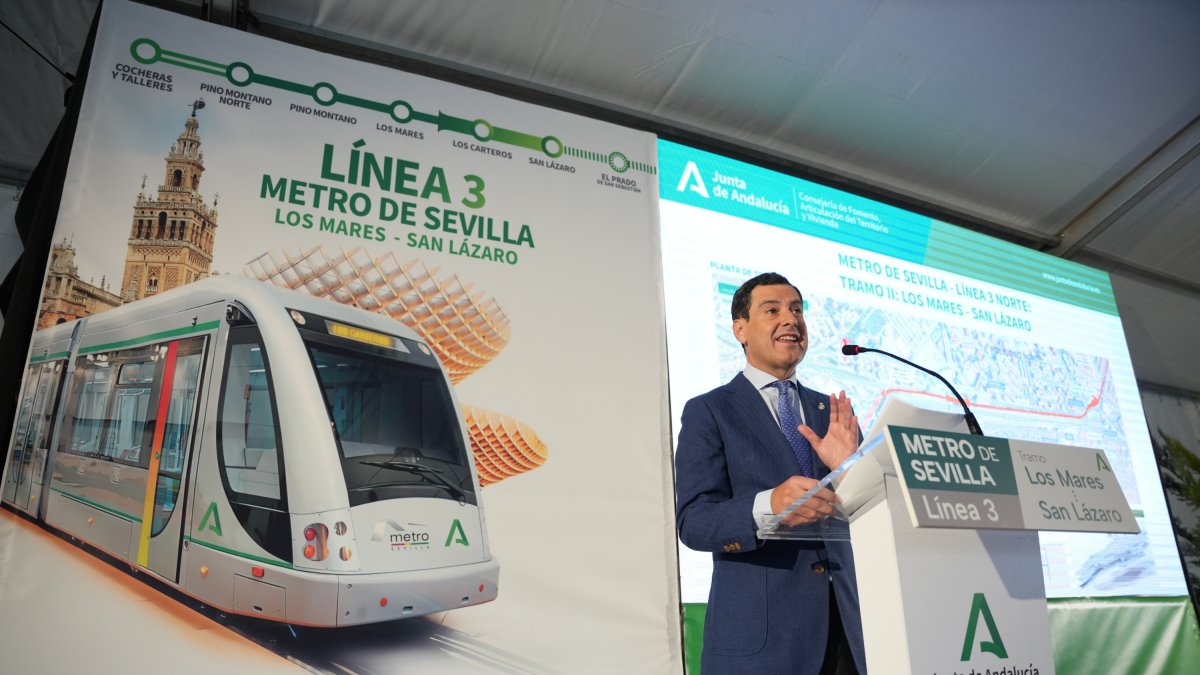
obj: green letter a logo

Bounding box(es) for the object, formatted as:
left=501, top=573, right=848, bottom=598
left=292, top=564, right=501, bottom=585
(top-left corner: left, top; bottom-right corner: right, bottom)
left=1096, top=453, right=1112, bottom=472
left=961, top=592, right=1008, bottom=660
left=198, top=501, right=223, bottom=536
left=445, top=519, right=469, bottom=547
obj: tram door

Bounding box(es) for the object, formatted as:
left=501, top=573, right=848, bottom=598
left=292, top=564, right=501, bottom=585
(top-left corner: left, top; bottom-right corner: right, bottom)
left=139, top=336, right=207, bottom=582
left=3, top=360, right=66, bottom=516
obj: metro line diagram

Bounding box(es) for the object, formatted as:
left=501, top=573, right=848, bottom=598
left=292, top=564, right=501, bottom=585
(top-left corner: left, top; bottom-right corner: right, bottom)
left=126, top=37, right=657, bottom=176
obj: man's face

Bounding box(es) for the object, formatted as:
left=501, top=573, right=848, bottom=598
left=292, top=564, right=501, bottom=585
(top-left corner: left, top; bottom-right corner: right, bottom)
left=733, top=284, right=808, bottom=380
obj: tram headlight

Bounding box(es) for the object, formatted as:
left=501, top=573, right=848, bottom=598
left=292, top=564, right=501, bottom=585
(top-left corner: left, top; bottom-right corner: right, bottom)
left=302, top=522, right=330, bottom=561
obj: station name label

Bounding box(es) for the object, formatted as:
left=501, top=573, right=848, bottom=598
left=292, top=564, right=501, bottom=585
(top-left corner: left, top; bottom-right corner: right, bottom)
left=886, top=426, right=1137, bottom=534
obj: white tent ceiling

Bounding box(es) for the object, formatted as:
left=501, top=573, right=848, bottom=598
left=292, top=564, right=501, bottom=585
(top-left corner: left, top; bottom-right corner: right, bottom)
left=3, top=0, right=1198, bottom=393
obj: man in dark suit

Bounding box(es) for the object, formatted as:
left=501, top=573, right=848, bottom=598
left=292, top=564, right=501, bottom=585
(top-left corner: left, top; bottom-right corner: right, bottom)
left=675, top=272, right=866, bottom=674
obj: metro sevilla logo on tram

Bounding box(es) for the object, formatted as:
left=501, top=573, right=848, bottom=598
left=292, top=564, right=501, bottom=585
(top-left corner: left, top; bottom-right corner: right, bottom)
left=370, top=518, right=471, bottom=551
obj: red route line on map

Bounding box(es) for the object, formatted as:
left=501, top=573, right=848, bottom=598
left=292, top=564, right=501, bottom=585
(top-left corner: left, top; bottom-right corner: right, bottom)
left=866, top=362, right=1109, bottom=421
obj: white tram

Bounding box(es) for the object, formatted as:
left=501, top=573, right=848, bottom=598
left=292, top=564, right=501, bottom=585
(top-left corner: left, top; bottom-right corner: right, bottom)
left=2, top=276, right=498, bottom=626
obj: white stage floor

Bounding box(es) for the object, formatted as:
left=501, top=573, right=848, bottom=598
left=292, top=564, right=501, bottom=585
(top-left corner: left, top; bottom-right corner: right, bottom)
left=0, top=507, right=305, bottom=674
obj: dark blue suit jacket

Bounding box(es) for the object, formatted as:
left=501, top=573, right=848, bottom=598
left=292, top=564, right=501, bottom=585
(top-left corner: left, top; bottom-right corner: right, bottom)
left=675, top=372, right=866, bottom=674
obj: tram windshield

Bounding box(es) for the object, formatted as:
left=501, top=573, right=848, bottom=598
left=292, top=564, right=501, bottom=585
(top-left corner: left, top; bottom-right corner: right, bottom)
left=305, top=338, right=476, bottom=507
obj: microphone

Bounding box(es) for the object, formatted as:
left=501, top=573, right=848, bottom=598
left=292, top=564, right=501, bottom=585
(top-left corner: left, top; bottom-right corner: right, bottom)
left=841, top=344, right=984, bottom=435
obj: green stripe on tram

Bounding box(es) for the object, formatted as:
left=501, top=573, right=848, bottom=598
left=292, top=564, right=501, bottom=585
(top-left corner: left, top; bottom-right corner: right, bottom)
left=79, top=320, right=221, bottom=354
left=30, top=351, right=71, bottom=364
left=53, top=489, right=293, bottom=570
left=185, top=535, right=294, bottom=569
left=52, top=487, right=142, bottom=522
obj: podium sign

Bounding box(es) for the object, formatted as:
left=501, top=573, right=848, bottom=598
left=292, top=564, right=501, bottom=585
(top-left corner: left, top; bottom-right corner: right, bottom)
left=758, top=400, right=1142, bottom=675
left=885, top=425, right=1138, bottom=534
left=840, top=399, right=1144, bottom=675
left=853, top=480, right=1057, bottom=675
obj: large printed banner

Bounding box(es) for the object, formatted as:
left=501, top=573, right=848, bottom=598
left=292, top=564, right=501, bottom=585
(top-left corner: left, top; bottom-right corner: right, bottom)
left=3, top=1, right=677, bottom=672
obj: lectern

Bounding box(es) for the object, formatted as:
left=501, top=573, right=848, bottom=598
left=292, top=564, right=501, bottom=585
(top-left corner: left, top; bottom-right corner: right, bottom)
left=757, top=399, right=1138, bottom=675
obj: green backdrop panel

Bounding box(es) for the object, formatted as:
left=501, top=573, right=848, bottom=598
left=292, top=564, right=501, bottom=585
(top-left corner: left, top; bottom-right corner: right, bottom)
left=683, top=597, right=1200, bottom=674
left=682, top=603, right=705, bottom=674
left=1048, top=596, right=1200, bottom=674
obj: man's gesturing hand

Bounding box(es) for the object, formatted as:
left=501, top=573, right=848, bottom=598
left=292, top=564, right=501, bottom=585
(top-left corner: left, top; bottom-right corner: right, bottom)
left=799, top=390, right=858, bottom=471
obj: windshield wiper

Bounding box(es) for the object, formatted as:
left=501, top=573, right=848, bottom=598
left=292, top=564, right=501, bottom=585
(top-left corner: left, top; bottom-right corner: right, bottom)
left=358, top=459, right=466, bottom=502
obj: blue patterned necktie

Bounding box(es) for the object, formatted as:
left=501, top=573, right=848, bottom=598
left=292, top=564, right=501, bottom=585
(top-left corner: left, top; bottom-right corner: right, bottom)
left=770, top=380, right=815, bottom=477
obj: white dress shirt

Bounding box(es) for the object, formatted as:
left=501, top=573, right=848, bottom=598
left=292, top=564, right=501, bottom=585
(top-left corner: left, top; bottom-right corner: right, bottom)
left=742, top=364, right=808, bottom=522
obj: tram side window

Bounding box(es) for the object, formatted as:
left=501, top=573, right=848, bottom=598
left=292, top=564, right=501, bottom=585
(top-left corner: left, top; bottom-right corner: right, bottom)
left=29, top=362, right=63, bottom=452
left=67, top=358, right=116, bottom=456
left=104, top=387, right=150, bottom=462
left=63, top=348, right=160, bottom=465
left=152, top=338, right=207, bottom=536
left=160, top=343, right=204, bottom=474
left=3, top=360, right=67, bottom=504
left=4, top=363, right=43, bottom=502
left=218, top=326, right=289, bottom=562
left=218, top=328, right=285, bottom=506
left=101, top=360, right=155, bottom=463
left=9, top=363, right=41, bottom=459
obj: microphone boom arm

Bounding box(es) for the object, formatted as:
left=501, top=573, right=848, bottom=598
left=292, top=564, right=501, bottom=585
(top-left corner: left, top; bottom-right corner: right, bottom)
left=847, top=345, right=984, bottom=435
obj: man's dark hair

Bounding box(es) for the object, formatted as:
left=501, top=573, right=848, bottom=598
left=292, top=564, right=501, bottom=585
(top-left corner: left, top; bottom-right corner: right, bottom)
left=730, top=272, right=802, bottom=321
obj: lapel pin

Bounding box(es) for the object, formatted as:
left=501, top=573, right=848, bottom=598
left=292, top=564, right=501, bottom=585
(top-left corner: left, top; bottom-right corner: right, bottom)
left=818, top=402, right=826, bottom=410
